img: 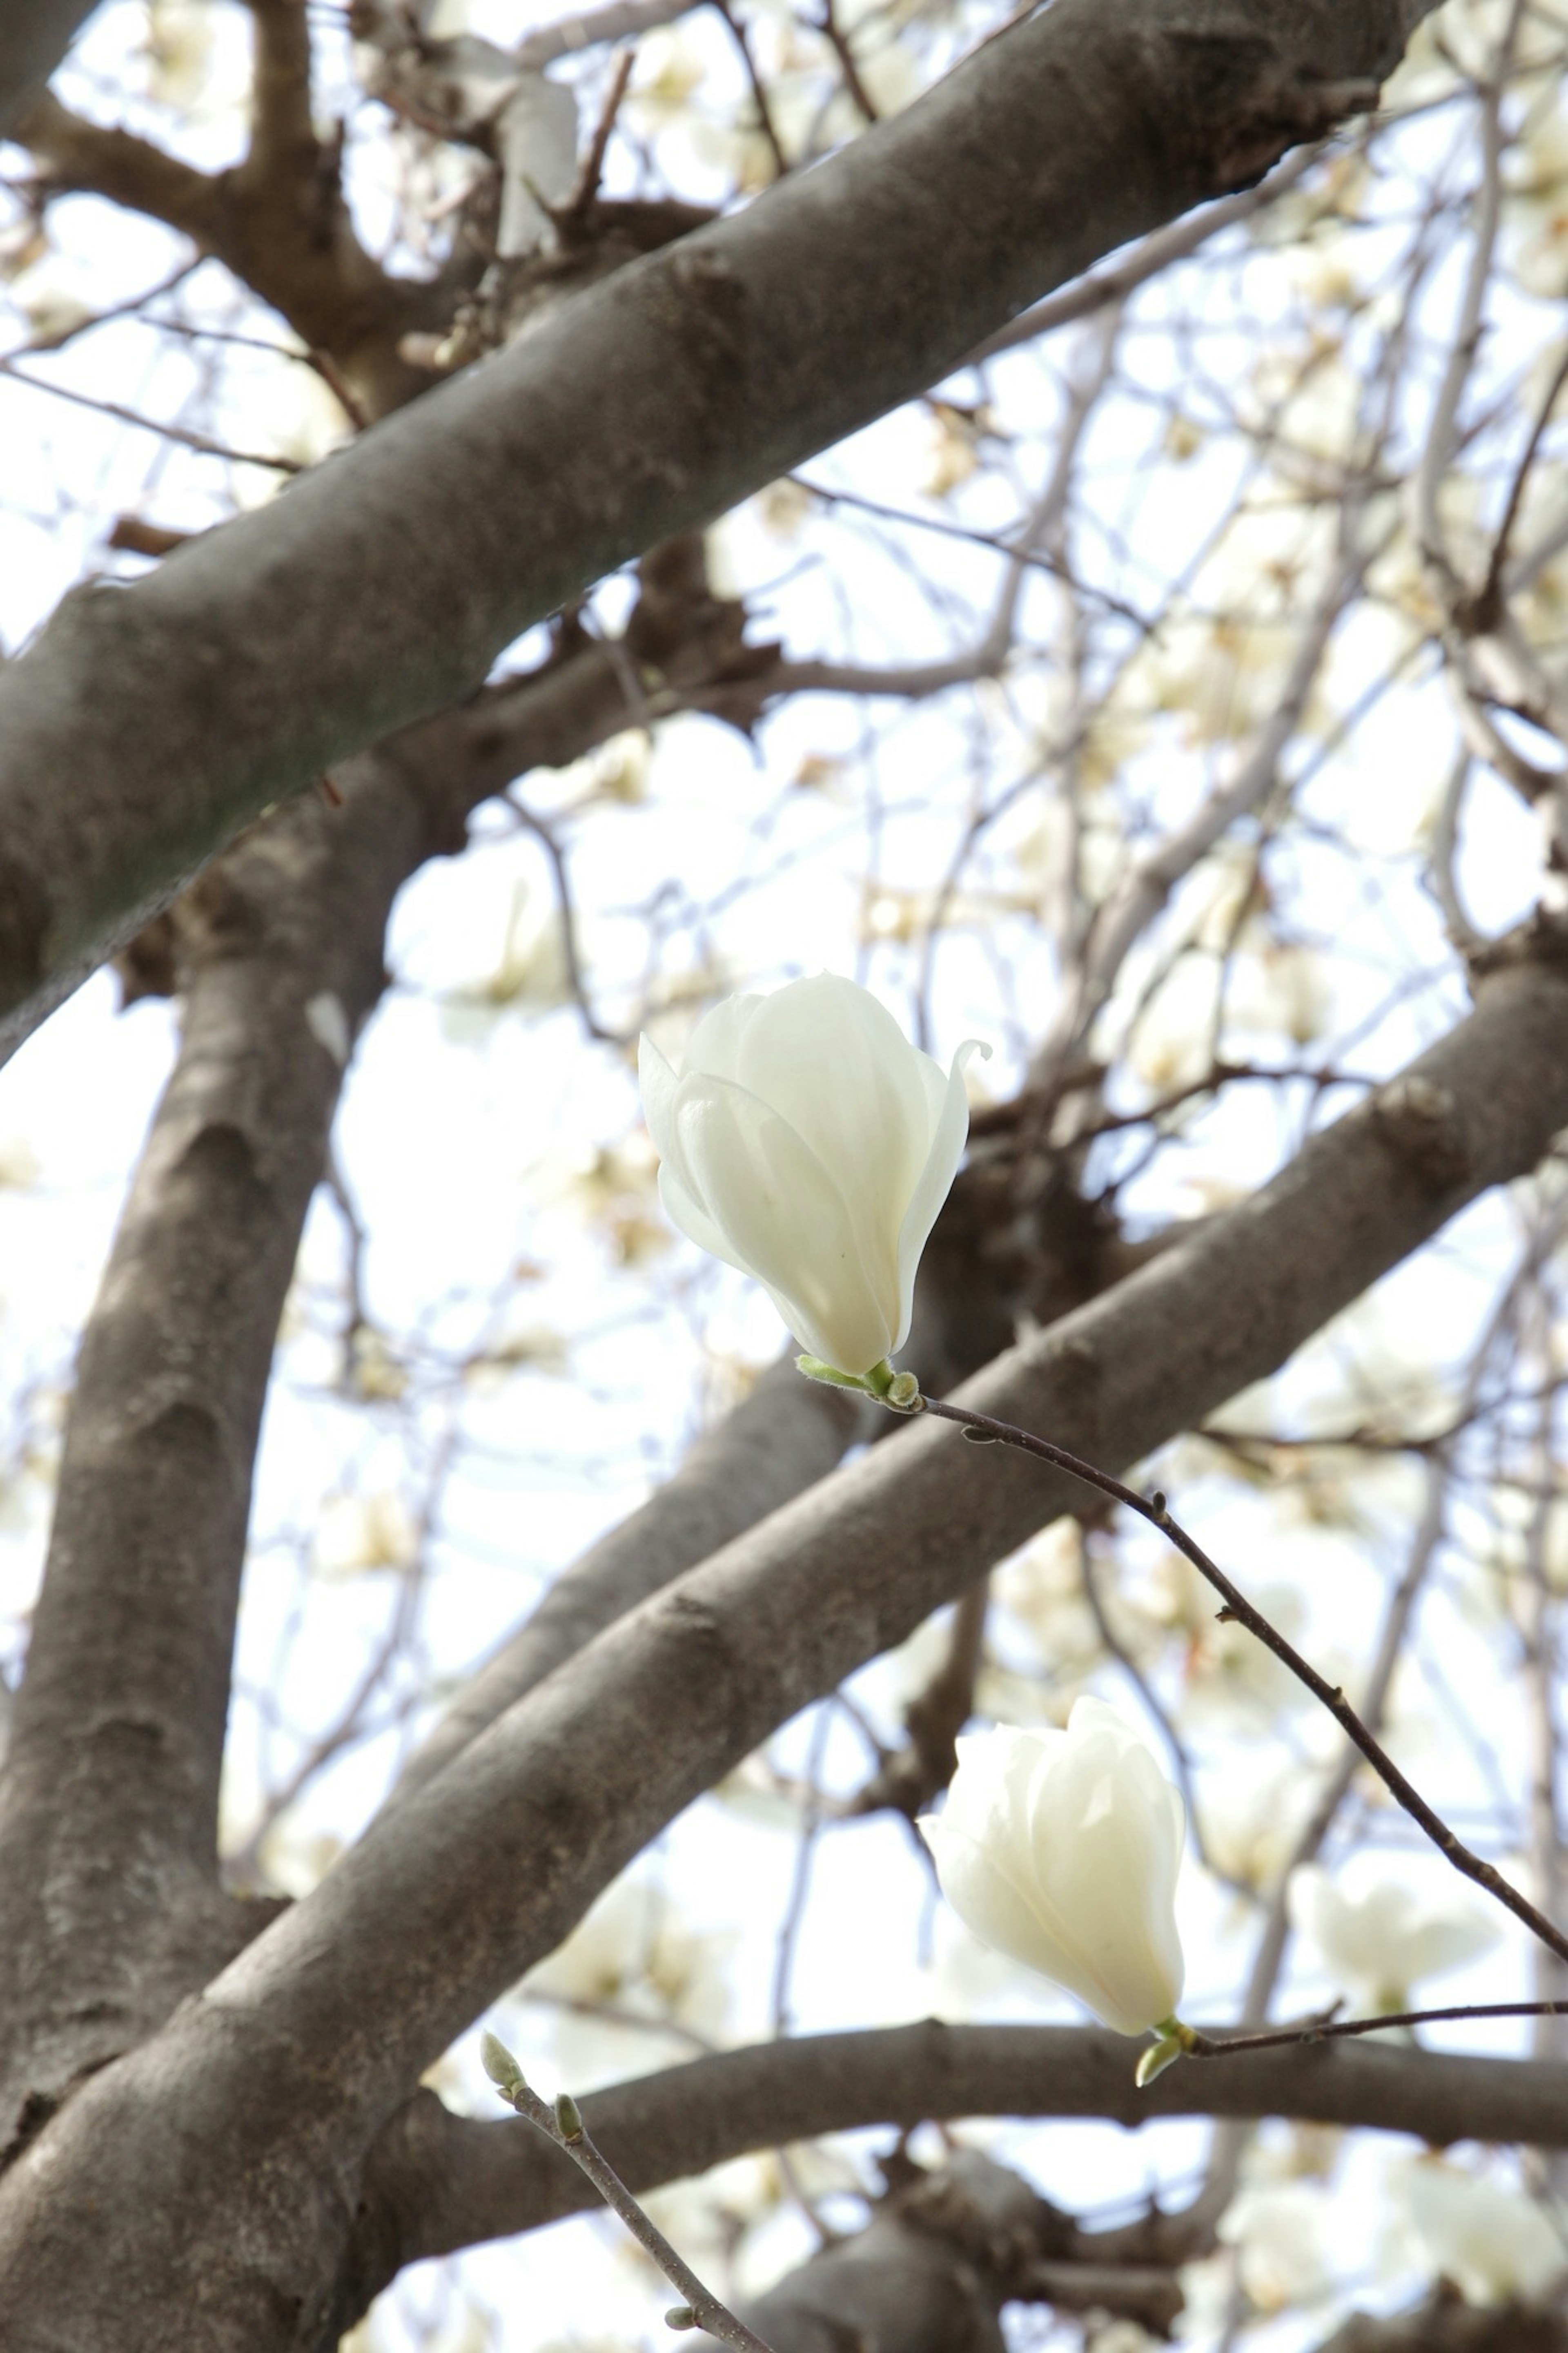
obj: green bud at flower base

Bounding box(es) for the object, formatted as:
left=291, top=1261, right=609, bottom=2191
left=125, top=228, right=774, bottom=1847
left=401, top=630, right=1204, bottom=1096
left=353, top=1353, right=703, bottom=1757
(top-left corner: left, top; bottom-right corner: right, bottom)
left=554, top=2090, right=584, bottom=2143
left=1135, top=2018, right=1195, bottom=2087
left=797, top=1354, right=924, bottom=1406
left=666, top=2308, right=699, bottom=2332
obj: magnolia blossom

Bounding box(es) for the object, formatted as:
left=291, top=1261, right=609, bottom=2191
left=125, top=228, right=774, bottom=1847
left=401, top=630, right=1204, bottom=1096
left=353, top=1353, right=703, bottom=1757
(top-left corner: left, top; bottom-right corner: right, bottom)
left=1287, top=1862, right=1501, bottom=2011
left=920, top=1700, right=1186, bottom=2036
left=1401, top=2159, right=1566, bottom=2307
left=639, top=976, right=978, bottom=1377
left=1217, top=2185, right=1337, bottom=2313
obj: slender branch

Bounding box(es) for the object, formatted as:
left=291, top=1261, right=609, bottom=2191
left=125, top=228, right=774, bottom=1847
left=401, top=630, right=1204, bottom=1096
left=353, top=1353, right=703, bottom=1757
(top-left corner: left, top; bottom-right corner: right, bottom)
left=709, top=0, right=789, bottom=178
left=905, top=1390, right=1568, bottom=1968
left=512, top=0, right=705, bottom=71
left=480, top=2036, right=777, bottom=2353
left=564, top=46, right=637, bottom=216
left=1479, top=341, right=1568, bottom=617
left=963, top=140, right=1325, bottom=366
left=813, top=0, right=878, bottom=124
left=1412, top=8, right=1519, bottom=582
left=1191, top=1999, right=1568, bottom=2057
left=0, top=353, right=305, bottom=473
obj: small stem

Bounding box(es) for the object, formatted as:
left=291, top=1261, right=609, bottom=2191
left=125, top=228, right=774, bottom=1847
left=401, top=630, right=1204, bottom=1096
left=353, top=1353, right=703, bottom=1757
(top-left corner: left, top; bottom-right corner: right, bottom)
left=1187, top=1998, right=1568, bottom=2058
left=481, top=2038, right=777, bottom=2353
left=900, top=1392, right=1568, bottom=1972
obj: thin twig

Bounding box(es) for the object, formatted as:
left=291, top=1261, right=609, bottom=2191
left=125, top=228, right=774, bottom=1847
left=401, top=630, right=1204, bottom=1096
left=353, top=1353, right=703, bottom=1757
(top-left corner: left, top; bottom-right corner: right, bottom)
left=1189, top=1998, right=1568, bottom=2058
left=481, top=2035, right=778, bottom=2353
left=0, top=355, right=304, bottom=473
left=813, top=0, right=878, bottom=123
left=897, top=1392, right=1568, bottom=1970
left=708, top=0, right=788, bottom=178
left=565, top=46, right=637, bottom=216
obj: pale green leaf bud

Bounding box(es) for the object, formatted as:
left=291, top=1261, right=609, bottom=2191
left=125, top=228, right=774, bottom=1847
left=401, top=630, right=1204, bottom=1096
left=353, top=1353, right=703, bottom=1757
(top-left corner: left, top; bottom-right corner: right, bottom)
left=480, top=2031, right=523, bottom=2094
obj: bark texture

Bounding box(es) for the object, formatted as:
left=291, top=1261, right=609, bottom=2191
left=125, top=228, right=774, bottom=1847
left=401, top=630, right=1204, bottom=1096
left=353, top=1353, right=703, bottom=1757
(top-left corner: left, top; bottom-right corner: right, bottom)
left=0, top=0, right=1433, bottom=1061
left=0, top=613, right=770, bottom=2164
left=356, top=2024, right=1568, bottom=2281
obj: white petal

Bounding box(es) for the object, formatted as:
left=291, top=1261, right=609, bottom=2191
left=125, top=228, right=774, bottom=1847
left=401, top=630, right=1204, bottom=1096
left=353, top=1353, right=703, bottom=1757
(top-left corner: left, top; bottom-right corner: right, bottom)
left=682, top=992, right=763, bottom=1083
left=920, top=1816, right=1098, bottom=2003
left=935, top=1713, right=1184, bottom=2034
left=670, top=1072, right=897, bottom=1374
left=728, top=979, right=931, bottom=1311
left=891, top=1039, right=982, bottom=1354
left=656, top=1160, right=750, bottom=1278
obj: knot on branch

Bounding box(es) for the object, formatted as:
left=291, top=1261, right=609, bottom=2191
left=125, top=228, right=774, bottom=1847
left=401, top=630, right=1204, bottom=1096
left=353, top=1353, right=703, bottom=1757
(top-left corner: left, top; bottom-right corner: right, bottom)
left=1372, top=1076, right=1470, bottom=1188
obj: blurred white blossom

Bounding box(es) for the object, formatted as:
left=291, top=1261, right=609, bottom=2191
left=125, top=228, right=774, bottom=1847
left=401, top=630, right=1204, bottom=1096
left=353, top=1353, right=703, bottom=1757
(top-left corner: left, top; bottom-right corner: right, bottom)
left=1288, top=1860, right=1502, bottom=2010
left=1399, top=2159, right=1566, bottom=2306
left=1218, top=2183, right=1337, bottom=2313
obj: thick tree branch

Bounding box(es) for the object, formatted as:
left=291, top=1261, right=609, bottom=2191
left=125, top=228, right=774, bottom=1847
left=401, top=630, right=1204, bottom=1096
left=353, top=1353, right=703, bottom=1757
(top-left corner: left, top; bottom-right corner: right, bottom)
left=13, top=93, right=225, bottom=247
left=0, top=0, right=1427, bottom=1064
left=357, top=2024, right=1568, bottom=2283
left=1319, top=2303, right=1568, bottom=2351
left=0, top=917, right=1563, bottom=2349
left=0, top=624, right=754, bottom=2165
left=390, top=1352, right=870, bottom=1809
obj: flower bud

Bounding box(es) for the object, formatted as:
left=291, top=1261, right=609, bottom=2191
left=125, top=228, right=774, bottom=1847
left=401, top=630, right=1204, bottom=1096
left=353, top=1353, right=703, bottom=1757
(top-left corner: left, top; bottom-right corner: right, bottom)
left=639, top=976, right=981, bottom=1378
left=920, top=1699, right=1186, bottom=2036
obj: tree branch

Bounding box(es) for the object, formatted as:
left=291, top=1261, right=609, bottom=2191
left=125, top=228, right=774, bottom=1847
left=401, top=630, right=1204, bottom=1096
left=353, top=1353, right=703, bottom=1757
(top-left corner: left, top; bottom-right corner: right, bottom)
left=354, top=2023, right=1568, bottom=2282
left=388, top=1352, right=870, bottom=1810
left=0, top=0, right=98, bottom=132
left=0, top=0, right=1425, bottom=1064
left=0, top=912, right=1561, bottom=2349
left=15, top=83, right=444, bottom=419
left=0, top=627, right=744, bottom=2163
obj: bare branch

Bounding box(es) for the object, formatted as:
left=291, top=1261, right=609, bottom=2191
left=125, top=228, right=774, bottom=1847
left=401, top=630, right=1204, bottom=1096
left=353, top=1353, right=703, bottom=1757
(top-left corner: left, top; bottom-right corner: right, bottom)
left=0, top=0, right=1430, bottom=1065
left=357, top=2023, right=1568, bottom=2278
left=0, top=1, right=101, bottom=132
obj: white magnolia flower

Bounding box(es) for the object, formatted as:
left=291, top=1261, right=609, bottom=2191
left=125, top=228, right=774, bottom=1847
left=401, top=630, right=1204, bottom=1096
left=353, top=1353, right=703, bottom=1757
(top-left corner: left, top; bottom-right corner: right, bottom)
left=1401, top=2159, right=1566, bottom=2306
left=639, top=975, right=979, bottom=1378
left=920, top=1699, right=1187, bottom=2036
left=1288, top=1861, right=1501, bottom=2011
left=1218, top=2184, right=1336, bottom=2312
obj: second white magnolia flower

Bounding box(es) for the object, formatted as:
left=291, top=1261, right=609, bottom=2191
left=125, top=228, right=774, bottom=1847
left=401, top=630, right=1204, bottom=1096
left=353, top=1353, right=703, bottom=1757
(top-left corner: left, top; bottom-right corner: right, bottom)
left=639, top=975, right=979, bottom=1378
left=920, top=1699, right=1187, bottom=2037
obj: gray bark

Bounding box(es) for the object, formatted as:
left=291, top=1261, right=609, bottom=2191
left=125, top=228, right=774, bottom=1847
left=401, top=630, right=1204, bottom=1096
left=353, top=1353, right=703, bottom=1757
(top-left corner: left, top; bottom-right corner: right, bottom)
left=0, top=0, right=1431, bottom=1063
left=360, top=2024, right=1568, bottom=2274
left=388, top=1354, right=871, bottom=1811
left=0, top=921, right=1563, bottom=2349
left=0, top=625, right=752, bottom=2161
